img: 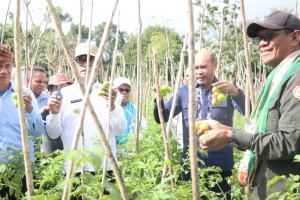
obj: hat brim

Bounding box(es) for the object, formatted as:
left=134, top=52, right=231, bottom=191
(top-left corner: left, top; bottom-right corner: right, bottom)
left=114, top=83, right=131, bottom=89
left=47, top=81, right=72, bottom=90
left=74, top=53, right=96, bottom=59
left=247, top=22, right=284, bottom=38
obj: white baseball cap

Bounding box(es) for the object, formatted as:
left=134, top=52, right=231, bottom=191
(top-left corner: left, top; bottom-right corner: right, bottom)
left=113, top=77, right=131, bottom=88
left=74, top=42, right=98, bottom=58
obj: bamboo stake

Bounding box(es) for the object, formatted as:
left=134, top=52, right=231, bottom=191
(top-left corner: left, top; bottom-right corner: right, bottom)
left=164, top=52, right=168, bottom=85
left=240, top=1, right=253, bottom=199
left=152, top=49, right=175, bottom=189
left=187, top=0, right=199, bottom=199
left=135, top=0, right=142, bottom=153
left=24, top=0, right=30, bottom=87
left=101, top=10, right=120, bottom=192
left=0, top=0, right=12, bottom=44
left=165, top=32, right=174, bottom=87
left=162, top=35, right=187, bottom=183
left=198, top=0, right=205, bottom=49
left=84, top=0, right=93, bottom=88
left=217, top=3, right=225, bottom=77
left=30, top=13, right=50, bottom=66
left=14, top=0, right=34, bottom=198
left=79, top=0, right=93, bottom=184
left=77, top=0, right=84, bottom=44
left=45, top=1, right=128, bottom=199
left=240, top=0, right=255, bottom=120
left=165, top=35, right=187, bottom=140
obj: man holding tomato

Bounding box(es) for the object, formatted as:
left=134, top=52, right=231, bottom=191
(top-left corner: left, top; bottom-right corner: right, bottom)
left=154, top=49, right=245, bottom=199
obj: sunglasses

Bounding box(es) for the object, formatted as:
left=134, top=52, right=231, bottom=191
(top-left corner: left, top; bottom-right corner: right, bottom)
left=75, top=56, right=95, bottom=65
left=253, top=29, right=294, bottom=44
left=118, top=88, right=131, bottom=93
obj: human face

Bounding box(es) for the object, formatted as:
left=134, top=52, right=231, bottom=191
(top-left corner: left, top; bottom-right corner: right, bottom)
left=75, top=55, right=95, bottom=83
left=48, top=83, right=69, bottom=94
left=30, top=71, right=47, bottom=96
left=117, top=84, right=131, bottom=106
left=0, top=61, right=12, bottom=90
left=194, top=51, right=216, bottom=89
left=256, top=29, right=296, bottom=68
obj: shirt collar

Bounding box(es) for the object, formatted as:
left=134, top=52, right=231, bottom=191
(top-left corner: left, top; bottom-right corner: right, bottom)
left=196, top=77, right=218, bottom=90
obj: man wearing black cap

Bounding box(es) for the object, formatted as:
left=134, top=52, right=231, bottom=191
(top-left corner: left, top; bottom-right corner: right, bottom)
left=197, top=11, right=300, bottom=199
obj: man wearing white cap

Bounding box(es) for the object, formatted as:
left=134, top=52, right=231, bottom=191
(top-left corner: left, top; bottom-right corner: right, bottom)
left=113, top=77, right=147, bottom=145
left=46, top=42, right=126, bottom=179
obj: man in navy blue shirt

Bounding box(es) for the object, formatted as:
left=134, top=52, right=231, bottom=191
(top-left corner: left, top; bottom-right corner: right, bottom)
left=154, top=49, right=245, bottom=199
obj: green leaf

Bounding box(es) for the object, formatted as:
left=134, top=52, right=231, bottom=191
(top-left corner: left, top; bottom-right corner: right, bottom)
left=267, top=175, right=286, bottom=189
left=0, top=164, right=7, bottom=173
left=294, top=154, right=300, bottom=163
left=165, top=159, right=171, bottom=166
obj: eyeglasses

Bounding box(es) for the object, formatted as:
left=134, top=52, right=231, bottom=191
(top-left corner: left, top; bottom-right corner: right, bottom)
left=253, top=29, right=294, bottom=44
left=118, top=88, right=131, bottom=93
left=75, top=56, right=95, bottom=65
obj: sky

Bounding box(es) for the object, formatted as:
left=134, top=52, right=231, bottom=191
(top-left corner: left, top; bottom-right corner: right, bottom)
left=0, top=0, right=298, bottom=35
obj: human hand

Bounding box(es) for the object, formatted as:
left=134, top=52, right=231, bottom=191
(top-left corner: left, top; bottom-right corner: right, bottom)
left=48, top=93, right=62, bottom=114
left=100, top=88, right=117, bottom=110
left=23, top=93, right=33, bottom=113
left=212, top=81, right=239, bottom=97
left=199, top=129, right=232, bottom=150
left=39, top=105, right=50, bottom=113
left=200, top=119, right=230, bottom=130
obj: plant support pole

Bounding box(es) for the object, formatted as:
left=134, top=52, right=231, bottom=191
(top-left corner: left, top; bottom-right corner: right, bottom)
left=14, top=0, right=34, bottom=197
left=187, top=0, right=200, bottom=199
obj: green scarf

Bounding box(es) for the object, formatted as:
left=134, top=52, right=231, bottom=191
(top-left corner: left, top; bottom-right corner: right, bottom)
left=248, top=54, right=300, bottom=183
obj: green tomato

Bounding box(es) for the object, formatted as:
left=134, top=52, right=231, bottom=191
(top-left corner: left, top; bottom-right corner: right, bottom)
left=212, top=86, right=219, bottom=93
left=217, top=93, right=226, bottom=102
left=101, top=81, right=110, bottom=92
left=98, top=81, right=110, bottom=96
left=98, top=90, right=106, bottom=97
left=160, top=85, right=172, bottom=97
left=12, top=92, right=19, bottom=107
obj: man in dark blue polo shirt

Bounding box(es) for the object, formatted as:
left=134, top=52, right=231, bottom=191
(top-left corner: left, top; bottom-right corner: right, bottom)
left=154, top=49, right=245, bottom=199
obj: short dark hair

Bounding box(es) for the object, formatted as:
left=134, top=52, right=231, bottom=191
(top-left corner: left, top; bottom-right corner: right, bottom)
left=32, top=66, right=46, bottom=73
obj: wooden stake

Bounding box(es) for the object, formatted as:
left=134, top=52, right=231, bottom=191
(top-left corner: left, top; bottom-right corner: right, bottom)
left=152, top=49, right=175, bottom=189
left=14, top=0, right=34, bottom=198
left=135, top=0, right=142, bottom=153
left=186, top=0, right=200, bottom=199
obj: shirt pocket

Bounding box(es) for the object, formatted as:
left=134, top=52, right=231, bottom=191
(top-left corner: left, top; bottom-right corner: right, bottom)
left=266, top=102, right=279, bottom=132
left=182, top=100, right=197, bottom=123
left=5, top=106, right=20, bottom=126
left=211, top=101, right=228, bottom=120
left=182, top=103, right=189, bottom=122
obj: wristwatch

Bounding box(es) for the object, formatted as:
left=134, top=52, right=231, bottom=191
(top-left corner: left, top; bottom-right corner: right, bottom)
left=229, top=128, right=239, bottom=147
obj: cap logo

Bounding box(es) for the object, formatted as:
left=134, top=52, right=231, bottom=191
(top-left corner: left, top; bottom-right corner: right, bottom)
left=292, top=85, right=300, bottom=100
